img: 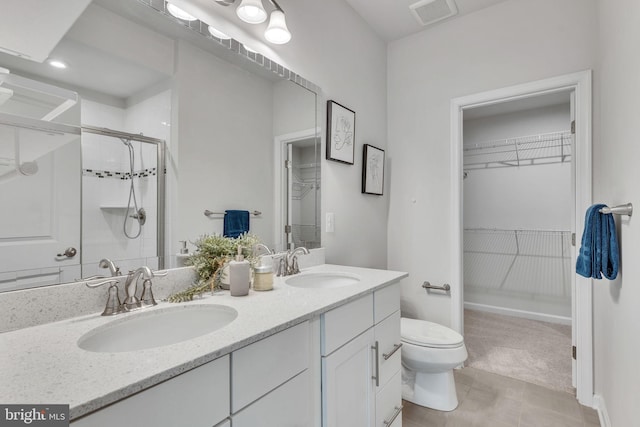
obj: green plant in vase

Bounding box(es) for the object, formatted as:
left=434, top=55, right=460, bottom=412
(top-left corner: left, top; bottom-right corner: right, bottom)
left=168, top=233, right=262, bottom=302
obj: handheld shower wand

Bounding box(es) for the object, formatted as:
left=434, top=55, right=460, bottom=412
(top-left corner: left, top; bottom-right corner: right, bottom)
left=121, top=138, right=145, bottom=239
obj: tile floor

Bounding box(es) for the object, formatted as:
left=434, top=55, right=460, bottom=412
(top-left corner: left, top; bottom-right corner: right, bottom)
left=402, top=367, right=600, bottom=427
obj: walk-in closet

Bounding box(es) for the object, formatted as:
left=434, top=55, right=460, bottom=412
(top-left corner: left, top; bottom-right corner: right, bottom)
left=462, top=92, right=575, bottom=393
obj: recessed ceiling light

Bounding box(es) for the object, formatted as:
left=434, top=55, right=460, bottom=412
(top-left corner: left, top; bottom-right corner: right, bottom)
left=167, top=3, right=198, bottom=21
left=48, top=59, right=67, bottom=69
left=208, top=26, right=231, bottom=40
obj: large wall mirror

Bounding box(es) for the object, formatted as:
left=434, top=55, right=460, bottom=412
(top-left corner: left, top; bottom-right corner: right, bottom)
left=0, top=0, right=322, bottom=292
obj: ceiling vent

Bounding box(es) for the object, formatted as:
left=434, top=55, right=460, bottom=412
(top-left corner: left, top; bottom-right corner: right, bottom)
left=409, top=0, right=458, bottom=27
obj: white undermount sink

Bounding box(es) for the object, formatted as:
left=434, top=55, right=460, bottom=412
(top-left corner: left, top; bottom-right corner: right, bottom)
left=285, top=271, right=361, bottom=289
left=78, top=304, right=238, bottom=353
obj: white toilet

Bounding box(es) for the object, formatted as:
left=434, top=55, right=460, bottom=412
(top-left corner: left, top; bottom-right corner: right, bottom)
left=400, top=317, right=468, bottom=411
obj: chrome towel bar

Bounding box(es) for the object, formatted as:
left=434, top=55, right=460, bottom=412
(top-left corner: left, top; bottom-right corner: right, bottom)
left=422, top=281, right=451, bottom=292
left=599, top=203, right=633, bottom=216
left=204, top=209, right=262, bottom=217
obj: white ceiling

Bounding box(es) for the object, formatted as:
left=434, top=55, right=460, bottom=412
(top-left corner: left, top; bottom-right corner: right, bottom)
left=344, top=0, right=510, bottom=42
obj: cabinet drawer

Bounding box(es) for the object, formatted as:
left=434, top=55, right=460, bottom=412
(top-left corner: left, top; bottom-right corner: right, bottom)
left=232, top=370, right=310, bottom=427
left=71, top=355, right=230, bottom=427
left=322, top=293, right=373, bottom=356
left=374, top=282, right=401, bottom=324
left=375, top=369, right=402, bottom=427
left=232, top=321, right=309, bottom=412
left=375, top=310, right=401, bottom=388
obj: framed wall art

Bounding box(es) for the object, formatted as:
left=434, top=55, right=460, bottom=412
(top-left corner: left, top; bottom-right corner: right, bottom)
left=362, top=144, right=384, bottom=196
left=326, top=100, right=355, bottom=164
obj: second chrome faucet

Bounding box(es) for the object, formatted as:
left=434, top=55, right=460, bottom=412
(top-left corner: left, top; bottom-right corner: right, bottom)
left=85, top=261, right=167, bottom=316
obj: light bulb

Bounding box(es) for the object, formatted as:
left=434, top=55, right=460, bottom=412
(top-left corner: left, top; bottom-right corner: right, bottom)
left=208, top=26, right=231, bottom=40
left=236, top=0, right=267, bottom=24
left=48, top=59, right=67, bottom=69
left=264, top=10, right=291, bottom=44
left=167, top=3, right=198, bottom=21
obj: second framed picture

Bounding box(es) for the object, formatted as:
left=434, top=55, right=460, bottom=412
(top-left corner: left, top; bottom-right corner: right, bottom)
left=362, top=144, right=385, bottom=196
left=326, top=100, right=355, bottom=164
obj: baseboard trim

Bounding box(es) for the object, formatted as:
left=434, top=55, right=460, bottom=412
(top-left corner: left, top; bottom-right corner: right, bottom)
left=593, top=394, right=611, bottom=427
left=464, top=302, right=572, bottom=325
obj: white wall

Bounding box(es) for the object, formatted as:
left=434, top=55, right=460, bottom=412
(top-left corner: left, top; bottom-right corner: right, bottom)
left=274, top=0, right=388, bottom=268
left=593, top=0, right=640, bottom=423
left=387, top=0, right=597, bottom=325
left=172, top=41, right=275, bottom=250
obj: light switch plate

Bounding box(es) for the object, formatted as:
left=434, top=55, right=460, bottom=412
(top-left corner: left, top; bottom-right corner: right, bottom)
left=326, top=212, right=335, bottom=233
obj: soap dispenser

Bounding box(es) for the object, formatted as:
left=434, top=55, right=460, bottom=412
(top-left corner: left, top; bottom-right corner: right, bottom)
left=229, top=246, right=250, bottom=296
left=253, top=255, right=274, bottom=291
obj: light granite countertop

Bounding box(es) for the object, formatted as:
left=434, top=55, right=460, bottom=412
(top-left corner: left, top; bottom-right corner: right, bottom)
left=0, top=264, right=407, bottom=420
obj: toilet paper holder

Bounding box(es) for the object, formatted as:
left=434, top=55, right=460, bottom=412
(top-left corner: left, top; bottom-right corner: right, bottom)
left=422, top=281, right=451, bottom=292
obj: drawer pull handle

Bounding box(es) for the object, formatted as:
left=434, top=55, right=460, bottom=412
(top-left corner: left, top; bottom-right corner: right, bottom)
left=383, top=405, right=403, bottom=425
left=383, top=343, right=403, bottom=360
left=371, top=341, right=380, bottom=387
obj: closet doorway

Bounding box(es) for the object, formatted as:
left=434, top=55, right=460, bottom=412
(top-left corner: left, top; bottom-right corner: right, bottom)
left=450, top=71, right=593, bottom=406
left=462, top=91, right=573, bottom=392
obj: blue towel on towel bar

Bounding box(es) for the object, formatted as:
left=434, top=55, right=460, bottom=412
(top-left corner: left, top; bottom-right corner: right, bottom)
left=223, top=210, right=250, bottom=238
left=576, top=204, right=619, bottom=280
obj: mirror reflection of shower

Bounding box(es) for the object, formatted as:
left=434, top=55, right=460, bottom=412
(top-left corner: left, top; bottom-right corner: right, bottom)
left=120, top=137, right=145, bottom=239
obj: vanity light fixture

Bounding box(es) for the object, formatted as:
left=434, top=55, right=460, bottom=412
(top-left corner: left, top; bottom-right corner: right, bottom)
left=264, top=7, right=290, bottom=44
left=208, top=25, right=231, bottom=40
left=236, top=0, right=267, bottom=24
left=166, top=2, right=198, bottom=21
left=47, top=59, right=68, bottom=69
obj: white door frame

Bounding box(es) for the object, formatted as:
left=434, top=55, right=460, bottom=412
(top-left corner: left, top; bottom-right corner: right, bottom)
left=450, top=70, right=593, bottom=406
left=273, top=128, right=320, bottom=252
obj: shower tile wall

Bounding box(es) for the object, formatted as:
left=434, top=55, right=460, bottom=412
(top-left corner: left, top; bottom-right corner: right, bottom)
left=81, top=90, right=170, bottom=276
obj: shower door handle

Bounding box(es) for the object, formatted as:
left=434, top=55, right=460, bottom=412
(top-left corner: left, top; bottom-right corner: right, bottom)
left=56, top=247, right=77, bottom=259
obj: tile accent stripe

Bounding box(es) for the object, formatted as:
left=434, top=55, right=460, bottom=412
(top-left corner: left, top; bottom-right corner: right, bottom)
left=83, top=167, right=157, bottom=180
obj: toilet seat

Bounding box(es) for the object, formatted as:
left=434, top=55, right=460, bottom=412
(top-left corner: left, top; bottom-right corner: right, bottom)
left=401, top=318, right=464, bottom=349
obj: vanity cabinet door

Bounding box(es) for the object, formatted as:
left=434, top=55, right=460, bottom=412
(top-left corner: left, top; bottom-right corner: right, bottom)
left=70, top=355, right=230, bottom=427
left=322, top=328, right=376, bottom=427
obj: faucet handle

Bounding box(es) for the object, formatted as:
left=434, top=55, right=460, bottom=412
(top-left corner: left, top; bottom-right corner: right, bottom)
left=84, top=279, right=123, bottom=316
left=102, top=283, right=124, bottom=316
left=140, top=279, right=157, bottom=308
left=84, top=279, right=120, bottom=288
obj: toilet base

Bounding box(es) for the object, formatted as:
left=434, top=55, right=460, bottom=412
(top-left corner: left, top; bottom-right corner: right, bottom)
left=402, top=366, right=459, bottom=411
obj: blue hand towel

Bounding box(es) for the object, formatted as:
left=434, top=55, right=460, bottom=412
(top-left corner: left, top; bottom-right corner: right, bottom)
left=576, top=204, right=619, bottom=280
left=223, top=210, right=250, bottom=238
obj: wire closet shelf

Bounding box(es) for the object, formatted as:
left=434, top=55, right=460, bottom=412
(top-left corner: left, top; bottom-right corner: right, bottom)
left=463, top=130, right=572, bottom=170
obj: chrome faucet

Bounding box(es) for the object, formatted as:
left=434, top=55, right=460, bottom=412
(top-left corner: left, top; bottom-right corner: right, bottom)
left=275, top=246, right=309, bottom=276
left=123, top=266, right=164, bottom=311
left=85, top=266, right=166, bottom=316
left=99, top=258, right=121, bottom=276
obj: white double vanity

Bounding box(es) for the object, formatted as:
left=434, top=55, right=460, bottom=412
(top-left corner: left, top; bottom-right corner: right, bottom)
left=0, top=264, right=407, bottom=427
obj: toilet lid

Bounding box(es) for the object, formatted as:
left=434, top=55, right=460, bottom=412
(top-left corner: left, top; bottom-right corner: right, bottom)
left=401, top=318, right=464, bottom=349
